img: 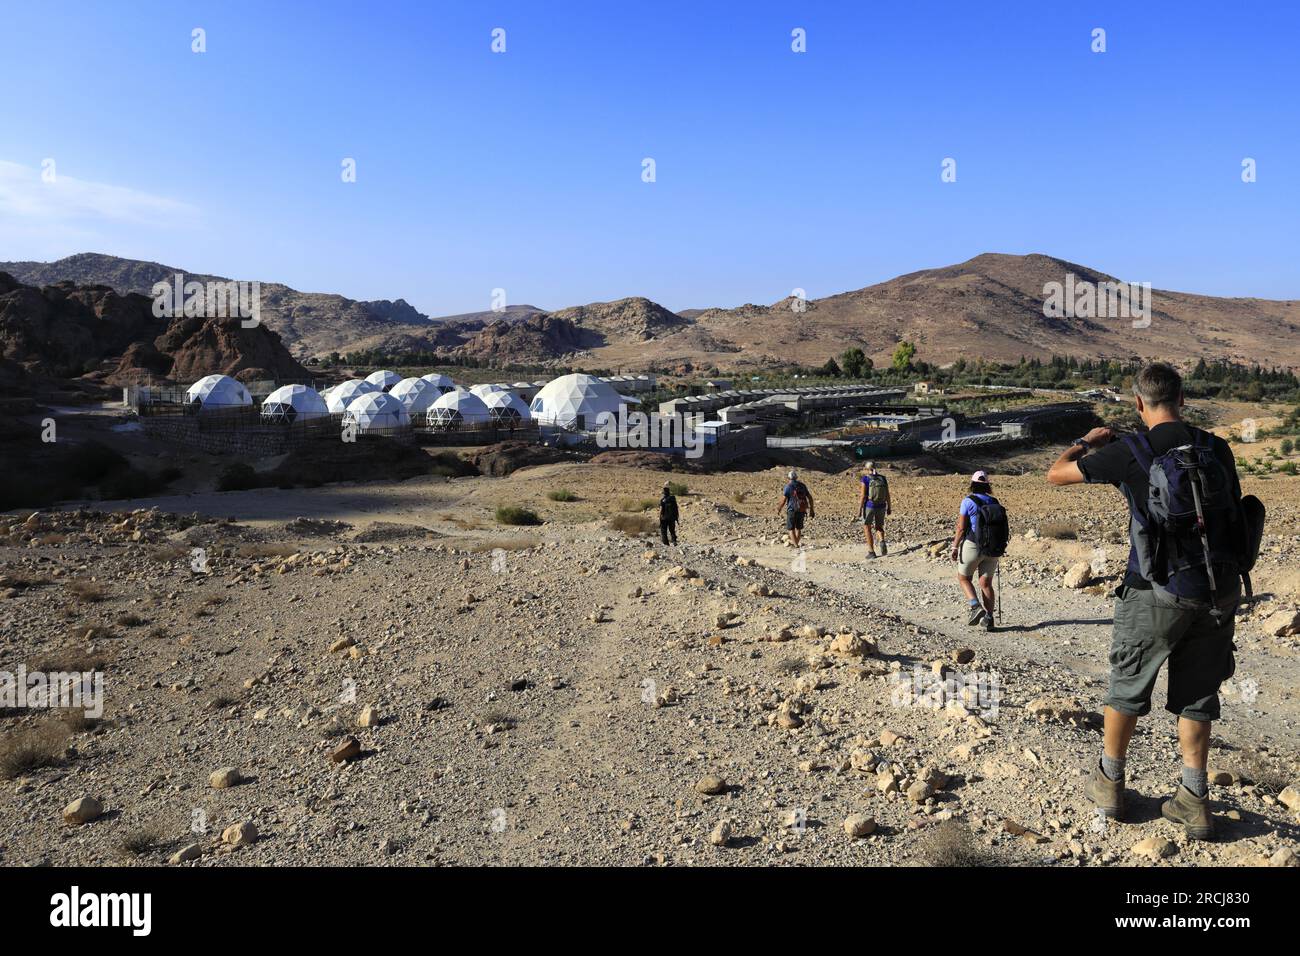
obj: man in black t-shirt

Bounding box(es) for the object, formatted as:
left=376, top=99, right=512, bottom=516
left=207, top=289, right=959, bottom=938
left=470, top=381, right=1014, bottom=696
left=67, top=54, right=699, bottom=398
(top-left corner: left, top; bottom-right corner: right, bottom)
left=1046, top=362, right=1241, bottom=840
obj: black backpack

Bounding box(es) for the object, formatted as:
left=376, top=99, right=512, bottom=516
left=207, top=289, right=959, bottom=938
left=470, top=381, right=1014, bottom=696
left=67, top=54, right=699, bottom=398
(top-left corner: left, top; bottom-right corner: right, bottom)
left=1122, top=429, right=1261, bottom=616
left=968, top=493, right=1009, bottom=557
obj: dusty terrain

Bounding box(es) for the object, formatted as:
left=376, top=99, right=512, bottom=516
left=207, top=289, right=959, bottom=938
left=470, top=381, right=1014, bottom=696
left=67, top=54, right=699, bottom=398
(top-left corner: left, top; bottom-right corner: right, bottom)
left=2, top=455, right=1298, bottom=867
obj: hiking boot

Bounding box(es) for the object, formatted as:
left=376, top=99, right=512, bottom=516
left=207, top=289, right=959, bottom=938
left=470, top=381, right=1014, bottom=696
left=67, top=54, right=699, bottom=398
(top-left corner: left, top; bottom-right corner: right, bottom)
left=865, top=550, right=875, bottom=560
left=1161, top=785, right=1216, bottom=840
left=879, top=541, right=888, bottom=556
left=967, top=605, right=986, bottom=626
left=1085, top=764, right=1125, bottom=820
left=982, top=613, right=995, bottom=632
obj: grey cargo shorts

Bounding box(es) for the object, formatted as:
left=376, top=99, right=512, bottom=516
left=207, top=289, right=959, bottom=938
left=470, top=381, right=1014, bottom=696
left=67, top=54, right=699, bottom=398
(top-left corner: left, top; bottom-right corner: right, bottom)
left=1105, top=581, right=1239, bottom=722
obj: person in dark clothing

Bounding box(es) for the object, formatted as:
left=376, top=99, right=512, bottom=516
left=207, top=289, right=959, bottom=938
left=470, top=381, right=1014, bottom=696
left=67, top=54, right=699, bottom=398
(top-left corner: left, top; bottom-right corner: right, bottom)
left=659, top=483, right=679, bottom=545
left=1047, top=362, right=1245, bottom=840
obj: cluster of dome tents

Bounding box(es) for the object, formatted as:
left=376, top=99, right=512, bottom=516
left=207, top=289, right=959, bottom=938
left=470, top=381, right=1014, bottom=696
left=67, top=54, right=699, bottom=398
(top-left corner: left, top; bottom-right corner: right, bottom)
left=181, top=371, right=637, bottom=435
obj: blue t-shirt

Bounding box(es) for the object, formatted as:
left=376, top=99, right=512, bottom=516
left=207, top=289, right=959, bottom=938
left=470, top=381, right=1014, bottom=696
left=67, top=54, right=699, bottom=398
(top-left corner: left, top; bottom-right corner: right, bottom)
left=783, top=481, right=808, bottom=513
left=960, top=494, right=990, bottom=537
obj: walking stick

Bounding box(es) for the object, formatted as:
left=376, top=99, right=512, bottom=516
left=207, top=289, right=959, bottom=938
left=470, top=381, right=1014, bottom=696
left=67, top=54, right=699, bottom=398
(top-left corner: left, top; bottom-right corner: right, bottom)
left=997, top=561, right=1003, bottom=625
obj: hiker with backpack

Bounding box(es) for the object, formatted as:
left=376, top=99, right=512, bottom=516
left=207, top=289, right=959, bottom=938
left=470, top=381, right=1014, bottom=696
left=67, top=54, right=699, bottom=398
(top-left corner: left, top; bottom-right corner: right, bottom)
left=658, top=483, right=679, bottom=546
left=778, top=469, right=814, bottom=548
left=858, top=462, right=891, bottom=558
left=950, top=469, right=1008, bottom=631
left=1047, top=361, right=1263, bottom=841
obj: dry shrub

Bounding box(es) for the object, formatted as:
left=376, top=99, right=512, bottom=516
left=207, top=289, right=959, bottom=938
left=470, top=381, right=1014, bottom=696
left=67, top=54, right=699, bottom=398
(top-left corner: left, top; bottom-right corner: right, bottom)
left=618, top=498, right=657, bottom=513
left=466, top=538, right=536, bottom=553
left=1039, top=522, right=1078, bottom=540
left=65, top=578, right=107, bottom=603
left=116, top=612, right=147, bottom=628
left=919, top=820, right=992, bottom=867
left=608, top=513, right=656, bottom=536
left=0, top=722, right=69, bottom=779
left=30, top=646, right=109, bottom=673
left=118, top=822, right=168, bottom=858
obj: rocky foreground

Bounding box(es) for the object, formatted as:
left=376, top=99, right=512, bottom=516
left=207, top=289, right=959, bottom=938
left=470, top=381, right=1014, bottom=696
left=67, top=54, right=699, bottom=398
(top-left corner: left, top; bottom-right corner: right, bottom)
left=1, top=466, right=1298, bottom=867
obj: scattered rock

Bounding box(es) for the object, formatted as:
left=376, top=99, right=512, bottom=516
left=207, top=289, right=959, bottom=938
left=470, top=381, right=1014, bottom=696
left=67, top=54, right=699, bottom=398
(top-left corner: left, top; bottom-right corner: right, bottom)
left=695, top=775, right=727, bottom=796
left=1132, top=836, right=1177, bottom=861
left=331, top=736, right=362, bottom=763
left=170, top=843, right=202, bottom=864
left=357, top=705, right=380, bottom=728
left=62, top=796, right=102, bottom=826
left=208, top=767, right=242, bottom=789
left=844, top=814, right=876, bottom=838
left=1063, top=562, right=1092, bottom=589
left=708, top=820, right=732, bottom=846
left=222, top=820, right=258, bottom=847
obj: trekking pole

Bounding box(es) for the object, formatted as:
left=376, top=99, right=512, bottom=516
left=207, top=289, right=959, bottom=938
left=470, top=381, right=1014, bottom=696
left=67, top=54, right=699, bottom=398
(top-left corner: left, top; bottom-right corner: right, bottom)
left=997, top=561, right=1003, bottom=625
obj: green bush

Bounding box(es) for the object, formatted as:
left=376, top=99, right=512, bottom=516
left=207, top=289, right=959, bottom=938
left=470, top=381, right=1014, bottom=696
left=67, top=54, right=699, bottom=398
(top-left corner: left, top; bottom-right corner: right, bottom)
left=666, top=482, right=688, bottom=496
left=547, top=489, right=578, bottom=502
left=495, top=506, right=542, bottom=526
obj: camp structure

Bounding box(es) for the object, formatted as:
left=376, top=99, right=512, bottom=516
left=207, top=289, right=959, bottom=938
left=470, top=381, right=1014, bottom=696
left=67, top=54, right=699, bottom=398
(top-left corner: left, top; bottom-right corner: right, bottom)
left=529, top=373, right=630, bottom=430
left=323, top=379, right=379, bottom=414
left=261, top=384, right=329, bottom=423
left=364, top=369, right=402, bottom=392
left=389, top=376, right=441, bottom=415
left=342, top=391, right=411, bottom=434
left=427, top=389, right=492, bottom=431
left=184, top=374, right=252, bottom=412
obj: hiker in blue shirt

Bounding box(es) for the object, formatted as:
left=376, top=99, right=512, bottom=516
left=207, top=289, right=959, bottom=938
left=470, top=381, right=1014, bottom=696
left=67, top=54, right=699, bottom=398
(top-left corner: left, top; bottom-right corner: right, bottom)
left=949, top=469, right=1006, bottom=631
left=777, top=469, right=814, bottom=548
left=858, top=461, right=891, bottom=558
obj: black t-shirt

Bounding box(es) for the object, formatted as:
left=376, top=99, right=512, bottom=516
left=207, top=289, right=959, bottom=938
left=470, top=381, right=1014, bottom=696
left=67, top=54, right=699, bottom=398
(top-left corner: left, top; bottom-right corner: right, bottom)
left=1078, top=421, right=1241, bottom=590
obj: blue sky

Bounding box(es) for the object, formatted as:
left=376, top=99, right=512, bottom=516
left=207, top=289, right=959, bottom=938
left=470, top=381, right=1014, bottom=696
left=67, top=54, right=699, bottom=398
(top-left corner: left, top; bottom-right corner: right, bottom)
left=1, top=1, right=1296, bottom=315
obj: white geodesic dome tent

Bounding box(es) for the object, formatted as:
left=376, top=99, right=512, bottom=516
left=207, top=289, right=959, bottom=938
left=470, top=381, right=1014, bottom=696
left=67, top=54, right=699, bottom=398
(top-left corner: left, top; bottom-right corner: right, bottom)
left=261, top=384, right=329, bottom=423
left=529, top=373, right=630, bottom=430
left=469, top=383, right=508, bottom=400
left=484, top=389, right=532, bottom=425
left=427, top=389, right=491, bottom=430
left=419, top=373, right=456, bottom=394
left=364, top=369, right=402, bottom=392
left=389, top=377, right=440, bottom=415
left=185, top=374, right=252, bottom=412
left=323, top=379, right=379, bottom=414
left=342, top=391, right=410, bottom=434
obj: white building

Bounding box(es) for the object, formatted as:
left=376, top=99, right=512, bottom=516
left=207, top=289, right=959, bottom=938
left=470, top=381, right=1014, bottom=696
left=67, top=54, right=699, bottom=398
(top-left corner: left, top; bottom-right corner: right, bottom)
left=529, top=373, right=632, bottom=430
left=261, top=384, right=329, bottom=423
left=389, top=377, right=441, bottom=415
left=364, top=369, right=402, bottom=392
left=343, top=391, right=410, bottom=433
left=185, top=374, right=252, bottom=412
left=322, top=379, right=379, bottom=414
left=427, top=389, right=492, bottom=430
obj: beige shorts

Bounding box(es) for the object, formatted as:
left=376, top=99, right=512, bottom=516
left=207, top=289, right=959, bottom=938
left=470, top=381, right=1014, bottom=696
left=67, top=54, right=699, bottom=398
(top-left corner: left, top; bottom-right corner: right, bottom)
left=957, top=539, right=998, bottom=580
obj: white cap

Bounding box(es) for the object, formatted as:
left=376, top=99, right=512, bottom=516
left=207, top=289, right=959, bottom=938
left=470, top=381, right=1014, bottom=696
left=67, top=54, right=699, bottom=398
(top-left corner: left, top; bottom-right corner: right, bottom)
left=971, top=470, right=989, bottom=483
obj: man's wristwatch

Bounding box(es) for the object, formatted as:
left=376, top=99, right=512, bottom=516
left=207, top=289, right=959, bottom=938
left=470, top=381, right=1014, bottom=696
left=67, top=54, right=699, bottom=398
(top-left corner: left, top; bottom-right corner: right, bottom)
left=1072, top=438, right=1090, bottom=453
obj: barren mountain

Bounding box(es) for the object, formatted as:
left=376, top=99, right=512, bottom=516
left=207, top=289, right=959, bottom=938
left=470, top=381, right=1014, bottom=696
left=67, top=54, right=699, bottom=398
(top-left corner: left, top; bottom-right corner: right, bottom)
left=0, top=254, right=436, bottom=361
left=8, top=252, right=1297, bottom=372
left=0, top=273, right=309, bottom=390
left=588, top=254, right=1300, bottom=371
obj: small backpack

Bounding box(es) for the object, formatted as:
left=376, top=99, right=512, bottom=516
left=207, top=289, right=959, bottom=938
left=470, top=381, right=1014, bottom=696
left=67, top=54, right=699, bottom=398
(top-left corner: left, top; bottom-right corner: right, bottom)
left=791, top=481, right=811, bottom=513
left=867, top=474, right=888, bottom=505
left=969, top=493, right=1009, bottom=557
left=1122, top=429, right=1250, bottom=615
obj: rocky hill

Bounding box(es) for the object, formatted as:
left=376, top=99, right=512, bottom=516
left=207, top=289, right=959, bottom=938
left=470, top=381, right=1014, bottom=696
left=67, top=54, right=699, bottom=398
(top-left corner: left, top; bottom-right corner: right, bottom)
left=0, top=254, right=436, bottom=361
left=0, top=273, right=309, bottom=390
left=589, top=253, right=1300, bottom=371
left=8, top=252, right=1298, bottom=372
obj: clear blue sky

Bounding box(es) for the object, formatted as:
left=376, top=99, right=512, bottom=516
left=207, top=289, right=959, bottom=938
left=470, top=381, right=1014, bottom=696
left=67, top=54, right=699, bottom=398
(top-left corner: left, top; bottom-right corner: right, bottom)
left=1, top=0, right=1296, bottom=315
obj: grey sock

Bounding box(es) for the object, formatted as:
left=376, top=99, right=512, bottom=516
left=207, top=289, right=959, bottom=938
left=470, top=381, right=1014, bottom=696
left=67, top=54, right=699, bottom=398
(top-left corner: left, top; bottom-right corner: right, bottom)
left=1101, top=754, right=1125, bottom=783
left=1182, top=766, right=1208, bottom=798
